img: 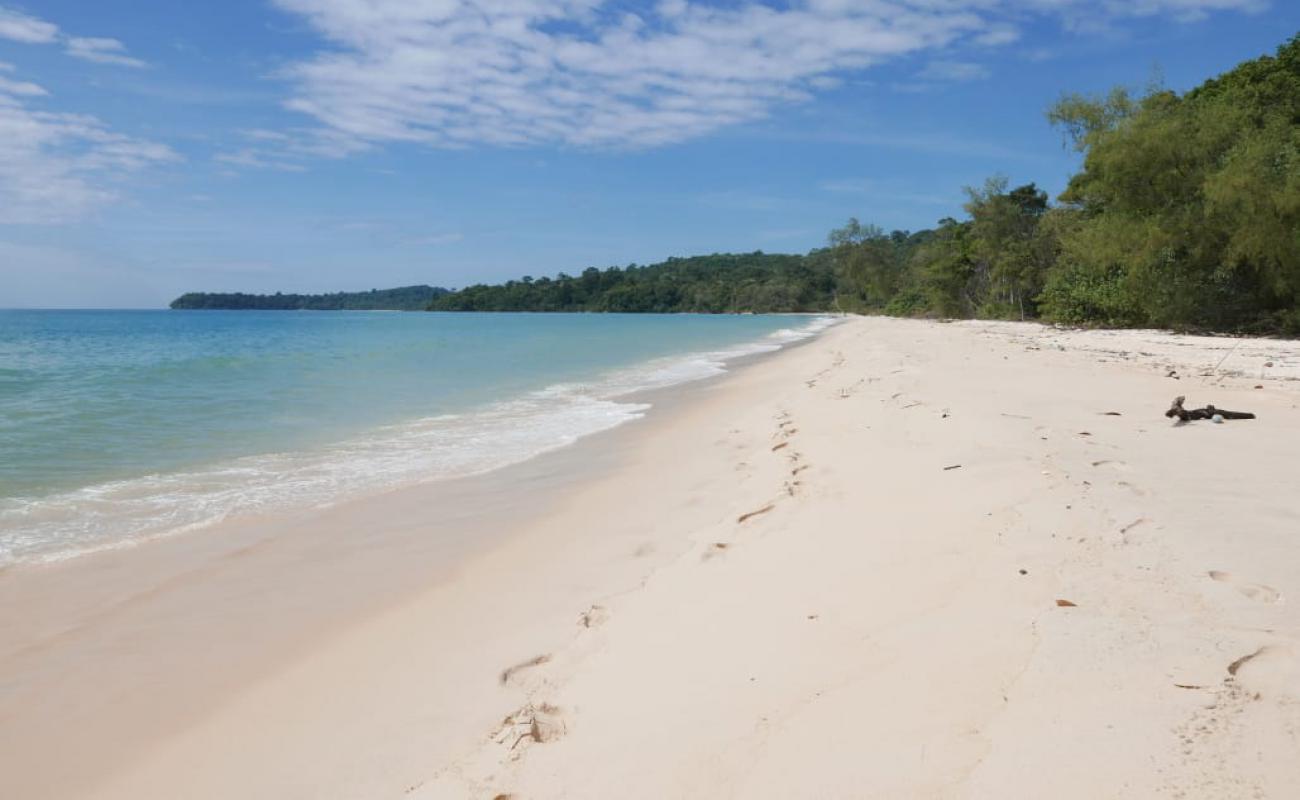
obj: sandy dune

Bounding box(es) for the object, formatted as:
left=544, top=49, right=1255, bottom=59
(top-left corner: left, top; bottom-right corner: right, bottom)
left=6, top=316, right=1300, bottom=798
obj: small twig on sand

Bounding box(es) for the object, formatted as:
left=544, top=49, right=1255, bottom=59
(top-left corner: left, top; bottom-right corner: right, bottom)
left=737, top=504, right=775, bottom=524
left=1212, top=339, right=1243, bottom=378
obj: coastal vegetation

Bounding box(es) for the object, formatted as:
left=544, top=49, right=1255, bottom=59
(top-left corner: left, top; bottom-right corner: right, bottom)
left=427, top=34, right=1300, bottom=334
left=170, top=285, right=447, bottom=311
left=827, top=31, right=1300, bottom=334
left=174, top=34, right=1300, bottom=334
left=428, top=253, right=837, bottom=313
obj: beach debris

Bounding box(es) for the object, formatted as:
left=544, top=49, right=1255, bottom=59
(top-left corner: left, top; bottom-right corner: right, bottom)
left=1055, top=599, right=1078, bottom=607
left=1165, top=395, right=1256, bottom=422
left=1019, top=568, right=1028, bottom=575
left=1119, top=517, right=1147, bottom=535
left=1265, top=361, right=1274, bottom=368
left=1255, top=384, right=1263, bottom=389
left=943, top=464, right=962, bottom=471
left=1227, top=647, right=1265, bottom=677
left=737, top=503, right=775, bottom=524
left=1167, top=369, right=1180, bottom=379
left=1101, top=411, right=1123, bottom=416
left=771, top=442, right=789, bottom=452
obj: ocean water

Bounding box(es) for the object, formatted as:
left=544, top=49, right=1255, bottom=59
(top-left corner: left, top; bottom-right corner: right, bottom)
left=0, top=310, right=835, bottom=565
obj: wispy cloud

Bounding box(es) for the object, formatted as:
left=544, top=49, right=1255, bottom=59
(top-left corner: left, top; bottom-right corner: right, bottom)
left=64, top=36, right=147, bottom=68
left=211, top=128, right=328, bottom=173
left=0, top=6, right=57, bottom=44
left=267, top=0, right=1265, bottom=156
left=0, top=4, right=148, bottom=66
left=271, top=0, right=986, bottom=152
left=0, top=8, right=167, bottom=223
left=0, top=66, right=177, bottom=224
left=0, top=62, right=47, bottom=96
left=214, top=147, right=307, bottom=172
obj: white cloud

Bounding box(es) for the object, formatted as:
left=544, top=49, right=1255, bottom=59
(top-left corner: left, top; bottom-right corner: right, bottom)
left=0, top=5, right=147, bottom=66
left=272, top=0, right=985, bottom=151
left=0, top=10, right=165, bottom=223
left=0, top=6, right=57, bottom=43
left=64, top=36, right=147, bottom=68
left=0, top=73, right=47, bottom=96
left=0, top=89, right=178, bottom=224
left=269, top=0, right=1265, bottom=154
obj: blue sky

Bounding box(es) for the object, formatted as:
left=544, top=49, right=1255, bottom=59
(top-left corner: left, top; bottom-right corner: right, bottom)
left=1, top=0, right=1297, bottom=308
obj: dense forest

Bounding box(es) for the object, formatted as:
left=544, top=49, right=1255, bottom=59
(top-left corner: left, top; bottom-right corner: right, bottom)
left=170, top=285, right=447, bottom=310
left=426, top=33, right=1300, bottom=334
left=825, top=32, right=1300, bottom=334
left=428, top=253, right=837, bottom=313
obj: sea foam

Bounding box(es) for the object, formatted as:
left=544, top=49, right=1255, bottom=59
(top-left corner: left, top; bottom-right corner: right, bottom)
left=0, top=315, right=837, bottom=565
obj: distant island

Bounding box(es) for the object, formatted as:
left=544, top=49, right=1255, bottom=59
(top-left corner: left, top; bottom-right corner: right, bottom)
left=170, top=285, right=448, bottom=311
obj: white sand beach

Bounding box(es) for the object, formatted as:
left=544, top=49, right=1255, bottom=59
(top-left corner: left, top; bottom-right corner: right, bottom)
left=4, top=316, right=1300, bottom=799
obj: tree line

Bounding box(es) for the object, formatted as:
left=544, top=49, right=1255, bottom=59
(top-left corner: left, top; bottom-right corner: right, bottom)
left=427, top=33, right=1299, bottom=334
left=173, top=34, right=1298, bottom=333
left=428, top=253, right=837, bottom=313
left=827, top=33, right=1300, bottom=334
left=170, top=285, right=448, bottom=311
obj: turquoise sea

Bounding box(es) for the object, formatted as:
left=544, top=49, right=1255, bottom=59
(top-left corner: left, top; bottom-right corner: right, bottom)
left=0, top=310, right=834, bottom=564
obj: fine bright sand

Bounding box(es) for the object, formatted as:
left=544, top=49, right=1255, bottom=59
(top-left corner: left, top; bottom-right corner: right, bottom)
left=4, top=316, right=1300, bottom=798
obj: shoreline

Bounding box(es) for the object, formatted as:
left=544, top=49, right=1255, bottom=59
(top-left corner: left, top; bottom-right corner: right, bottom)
left=2, top=313, right=835, bottom=568
left=5, top=316, right=1300, bottom=798
left=0, top=320, right=834, bottom=799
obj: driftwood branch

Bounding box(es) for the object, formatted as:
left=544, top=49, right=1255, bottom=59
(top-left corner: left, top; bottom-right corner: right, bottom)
left=1165, top=395, right=1256, bottom=422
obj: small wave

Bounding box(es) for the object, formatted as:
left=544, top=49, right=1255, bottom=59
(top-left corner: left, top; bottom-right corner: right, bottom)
left=0, top=315, right=838, bottom=565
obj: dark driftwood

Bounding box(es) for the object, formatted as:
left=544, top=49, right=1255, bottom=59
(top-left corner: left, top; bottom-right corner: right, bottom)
left=1165, top=395, right=1256, bottom=422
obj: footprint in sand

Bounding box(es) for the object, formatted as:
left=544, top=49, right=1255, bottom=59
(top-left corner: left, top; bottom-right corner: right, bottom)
left=495, top=702, right=569, bottom=751
left=499, top=654, right=551, bottom=686
left=1090, top=459, right=1132, bottom=472
left=577, top=604, right=609, bottom=629
left=1208, top=570, right=1282, bottom=604
left=702, top=542, right=731, bottom=561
